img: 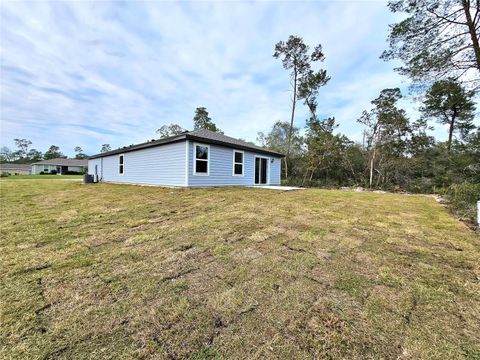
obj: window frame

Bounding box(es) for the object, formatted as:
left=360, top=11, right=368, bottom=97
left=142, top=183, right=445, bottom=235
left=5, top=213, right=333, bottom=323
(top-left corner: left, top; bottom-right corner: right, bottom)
left=232, top=150, right=244, bottom=176
left=193, top=143, right=209, bottom=176
left=118, top=154, right=124, bottom=175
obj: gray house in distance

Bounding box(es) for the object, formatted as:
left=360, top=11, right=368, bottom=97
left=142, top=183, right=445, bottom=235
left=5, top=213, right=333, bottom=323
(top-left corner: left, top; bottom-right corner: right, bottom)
left=0, top=163, right=31, bottom=175
left=88, top=129, right=284, bottom=187
left=31, top=158, right=88, bottom=174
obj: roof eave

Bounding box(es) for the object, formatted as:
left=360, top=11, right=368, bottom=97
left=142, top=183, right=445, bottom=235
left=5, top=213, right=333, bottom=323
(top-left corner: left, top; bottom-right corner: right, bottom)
left=88, top=134, right=188, bottom=159
left=88, top=133, right=285, bottom=159
left=32, top=160, right=87, bottom=166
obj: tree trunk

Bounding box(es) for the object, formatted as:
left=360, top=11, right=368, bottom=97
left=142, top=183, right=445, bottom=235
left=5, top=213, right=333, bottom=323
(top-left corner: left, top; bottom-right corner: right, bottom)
left=462, top=0, right=480, bottom=71
left=285, top=68, right=298, bottom=180
left=369, top=147, right=376, bottom=188
left=447, top=109, right=457, bottom=152
left=302, top=167, right=309, bottom=185
left=447, top=120, right=454, bottom=151
left=375, top=168, right=382, bottom=188
left=283, top=157, right=288, bottom=180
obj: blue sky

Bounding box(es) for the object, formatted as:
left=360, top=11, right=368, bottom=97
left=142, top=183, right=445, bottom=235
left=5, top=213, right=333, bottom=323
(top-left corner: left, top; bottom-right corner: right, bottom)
left=0, top=0, right=451, bottom=157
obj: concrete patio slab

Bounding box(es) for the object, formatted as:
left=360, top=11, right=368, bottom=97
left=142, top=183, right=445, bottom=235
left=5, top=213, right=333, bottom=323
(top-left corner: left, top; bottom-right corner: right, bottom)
left=251, top=185, right=305, bottom=191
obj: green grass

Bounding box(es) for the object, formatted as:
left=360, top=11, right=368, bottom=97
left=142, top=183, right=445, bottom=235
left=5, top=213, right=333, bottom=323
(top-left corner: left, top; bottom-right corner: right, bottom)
left=1, top=181, right=479, bottom=359
left=1, top=174, right=83, bottom=180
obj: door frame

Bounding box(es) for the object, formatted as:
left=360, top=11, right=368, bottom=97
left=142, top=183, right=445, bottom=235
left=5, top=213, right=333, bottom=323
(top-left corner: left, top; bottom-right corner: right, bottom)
left=254, top=155, right=270, bottom=185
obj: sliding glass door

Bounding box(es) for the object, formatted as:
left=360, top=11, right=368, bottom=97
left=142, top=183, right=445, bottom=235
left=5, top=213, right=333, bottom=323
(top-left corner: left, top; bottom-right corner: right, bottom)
left=254, top=157, right=268, bottom=185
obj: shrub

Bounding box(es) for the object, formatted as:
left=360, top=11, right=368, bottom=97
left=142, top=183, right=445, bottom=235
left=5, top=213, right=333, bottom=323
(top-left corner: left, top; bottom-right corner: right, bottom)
left=283, top=177, right=360, bottom=188
left=405, top=177, right=435, bottom=194
left=0, top=172, right=10, bottom=177
left=50, top=170, right=57, bottom=175
left=446, top=182, right=480, bottom=223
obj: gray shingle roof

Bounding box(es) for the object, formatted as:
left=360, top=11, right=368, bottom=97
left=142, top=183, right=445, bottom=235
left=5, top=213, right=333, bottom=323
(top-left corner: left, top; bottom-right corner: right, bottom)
left=187, top=129, right=284, bottom=156
left=32, top=158, right=88, bottom=166
left=0, top=163, right=32, bottom=171
left=89, top=129, right=284, bottom=159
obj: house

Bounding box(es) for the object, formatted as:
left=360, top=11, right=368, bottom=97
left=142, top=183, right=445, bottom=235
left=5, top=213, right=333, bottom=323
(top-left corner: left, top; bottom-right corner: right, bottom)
left=88, top=129, right=284, bottom=187
left=31, top=158, right=88, bottom=175
left=0, top=163, right=31, bottom=175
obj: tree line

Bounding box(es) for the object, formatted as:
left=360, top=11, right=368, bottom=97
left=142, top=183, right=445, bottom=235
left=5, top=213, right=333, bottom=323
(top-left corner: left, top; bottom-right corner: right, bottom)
left=256, top=0, right=479, bottom=195
left=0, top=107, right=224, bottom=164
left=255, top=0, right=479, bottom=223
left=0, top=141, right=113, bottom=163
left=257, top=84, right=478, bottom=192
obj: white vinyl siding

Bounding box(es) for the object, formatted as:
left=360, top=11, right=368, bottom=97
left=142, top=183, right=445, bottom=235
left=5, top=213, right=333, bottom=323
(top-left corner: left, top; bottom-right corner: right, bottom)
left=87, top=139, right=282, bottom=187
left=269, top=157, right=281, bottom=185
left=88, top=141, right=186, bottom=186
left=188, top=142, right=282, bottom=187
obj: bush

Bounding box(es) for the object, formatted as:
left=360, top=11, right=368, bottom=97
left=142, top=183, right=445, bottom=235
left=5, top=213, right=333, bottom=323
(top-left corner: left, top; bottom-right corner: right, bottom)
left=446, top=182, right=480, bottom=223
left=1, top=172, right=10, bottom=177
left=283, top=177, right=361, bottom=188
left=405, top=177, right=436, bottom=194
left=50, top=170, right=57, bottom=175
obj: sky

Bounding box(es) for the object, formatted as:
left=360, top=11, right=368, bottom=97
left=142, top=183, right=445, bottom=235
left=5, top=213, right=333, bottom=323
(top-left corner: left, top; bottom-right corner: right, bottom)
left=0, top=0, right=455, bottom=157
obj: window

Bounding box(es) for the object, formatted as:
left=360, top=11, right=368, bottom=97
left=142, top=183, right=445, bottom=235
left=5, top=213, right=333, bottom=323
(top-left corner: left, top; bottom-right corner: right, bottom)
left=119, top=154, right=124, bottom=174
left=194, top=144, right=209, bottom=175
left=233, top=150, right=244, bottom=176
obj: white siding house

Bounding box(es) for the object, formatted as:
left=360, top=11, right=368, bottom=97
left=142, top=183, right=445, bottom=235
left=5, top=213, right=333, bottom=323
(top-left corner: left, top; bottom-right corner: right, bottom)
left=88, top=129, right=283, bottom=187
left=31, top=158, right=87, bottom=174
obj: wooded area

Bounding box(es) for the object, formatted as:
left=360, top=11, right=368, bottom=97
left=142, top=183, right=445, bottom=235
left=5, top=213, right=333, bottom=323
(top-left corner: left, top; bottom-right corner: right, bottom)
left=257, top=0, right=480, bottom=223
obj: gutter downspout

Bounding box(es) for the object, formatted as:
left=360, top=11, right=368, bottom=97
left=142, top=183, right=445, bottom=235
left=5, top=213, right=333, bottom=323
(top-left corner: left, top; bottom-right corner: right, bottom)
left=185, top=140, right=189, bottom=187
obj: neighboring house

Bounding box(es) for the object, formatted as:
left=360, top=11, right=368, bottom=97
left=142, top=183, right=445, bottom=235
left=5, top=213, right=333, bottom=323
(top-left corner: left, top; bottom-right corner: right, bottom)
left=0, top=163, right=31, bottom=175
left=88, top=129, right=284, bottom=187
left=31, top=158, right=88, bottom=175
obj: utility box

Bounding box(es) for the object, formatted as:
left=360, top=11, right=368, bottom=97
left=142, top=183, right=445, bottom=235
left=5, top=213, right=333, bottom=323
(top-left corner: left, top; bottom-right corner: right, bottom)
left=83, top=174, right=94, bottom=184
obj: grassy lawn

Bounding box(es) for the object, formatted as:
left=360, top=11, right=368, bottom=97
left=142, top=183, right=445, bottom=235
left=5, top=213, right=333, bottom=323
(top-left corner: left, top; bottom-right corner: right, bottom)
left=1, top=174, right=83, bottom=180
left=1, top=182, right=479, bottom=359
